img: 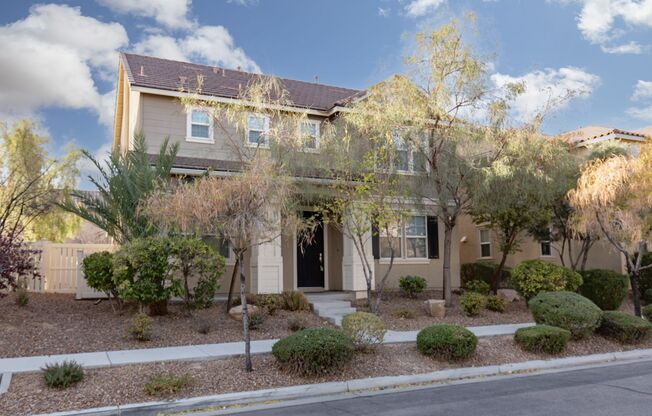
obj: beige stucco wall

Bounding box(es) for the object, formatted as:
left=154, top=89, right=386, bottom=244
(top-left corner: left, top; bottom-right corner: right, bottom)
left=458, top=214, right=623, bottom=273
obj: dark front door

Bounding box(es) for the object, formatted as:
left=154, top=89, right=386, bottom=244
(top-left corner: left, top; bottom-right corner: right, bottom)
left=297, top=211, right=325, bottom=288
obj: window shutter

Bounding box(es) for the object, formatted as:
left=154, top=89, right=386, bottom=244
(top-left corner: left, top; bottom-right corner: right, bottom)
left=427, top=216, right=439, bottom=259
left=371, top=220, right=380, bottom=260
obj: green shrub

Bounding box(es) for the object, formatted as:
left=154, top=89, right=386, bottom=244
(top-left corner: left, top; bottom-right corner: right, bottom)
left=248, top=309, right=266, bottom=330
left=528, top=291, right=602, bottom=339
left=128, top=312, right=154, bottom=341
left=272, top=328, right=355, bottom=376
left=460, top=261, right=511, bottom=289
left=143, top=373, right=190, bottom=396
left=42, top=360, right=84, bottom=389
left=514, top=325, right=571, bottom=354
left=459, top=292, right=486, bottom=316
left=598, top=311, right=652, bottom=344
left=416, top=324, right=477, bottom=361
left=255, top=294, right=283, bottom=316
left=463, top=279, right=491, bottom=295
left=281, top=290, right=310, bottom=311
left=644, top=305, right=652, bottom=321
left=511, top=260, right=582, bottom=300
left=14, top=279, right=29, bottom=307
left=170, top=237, right=225, bottom=309
left=82, top=251, right=117, bottom=298
left=394, top=307, right=417, bottom=319
left=288, top=317, right=308, bottom=332
left=341, top=312, right=386, bottom=350
left=486, top=295, right=506, bottom=312
left=399, top=275, right=427, bottom=298
left=644, top=289, right=652, bottom=305
left=579, top=269, right=628, bottom=310
left=637, top=252, right=652, bottom=296
left=113, top=237, right=182, bottom=314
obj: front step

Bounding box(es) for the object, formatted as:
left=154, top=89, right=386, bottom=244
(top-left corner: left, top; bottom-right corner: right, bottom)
left=307, top=295, right=356, bottom=327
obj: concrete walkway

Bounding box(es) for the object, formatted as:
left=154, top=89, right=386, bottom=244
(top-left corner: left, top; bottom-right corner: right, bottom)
left=0, top=323, right=532, bottom=375
left=307, top=293, right=357, bottom=326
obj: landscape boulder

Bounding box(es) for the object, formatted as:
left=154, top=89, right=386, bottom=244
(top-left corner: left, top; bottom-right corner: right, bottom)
left=228, top=304, right=260, bottom=321
left=424, top=299, right=446, bottom=318
left=498, top=289, right=520, bottom=302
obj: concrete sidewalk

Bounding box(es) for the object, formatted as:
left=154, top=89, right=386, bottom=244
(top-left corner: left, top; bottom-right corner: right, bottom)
left=0, top=323, right=533, bottom=374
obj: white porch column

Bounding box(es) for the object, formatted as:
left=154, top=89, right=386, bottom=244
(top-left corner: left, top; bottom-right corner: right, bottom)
left=250, top=210, right=284, bottom=294
left=341, top=217, right=374, bottom=299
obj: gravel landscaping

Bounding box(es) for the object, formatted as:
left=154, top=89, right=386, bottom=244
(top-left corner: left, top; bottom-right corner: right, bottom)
left=4, top=334, right=652, bottom=416
left=363, top=291, right=533, bottom=330
left=0, top=293, right=331, bottom=358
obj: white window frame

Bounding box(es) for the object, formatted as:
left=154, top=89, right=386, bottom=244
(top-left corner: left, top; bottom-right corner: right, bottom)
left=391, top=131, right=428, bottom=174
left=186, top=107, right=214, bottom=143
left=479, top=228, right=492, bottom=259
left=299, top=119, right=320, bottom=152
left=245, top=113, right=270, bottom=148
left=380, top=214, right=428, bottom=261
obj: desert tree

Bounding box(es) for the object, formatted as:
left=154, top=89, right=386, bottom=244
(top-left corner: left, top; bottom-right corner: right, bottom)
left=568, top=146, right=652, bottom=316
left=60, top=134, right=178, bottom=244
left=0, top=119, right=80, bottom=242
left=469, top=125, right=578, bottom=293
left=146, top=75, right=314, bottom=371
left=318, top=120, right=408, bottom=313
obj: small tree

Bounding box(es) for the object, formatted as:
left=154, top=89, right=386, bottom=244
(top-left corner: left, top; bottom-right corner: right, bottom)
left=469, top=127, right=577, bottom=292
left=61, top=134, right=177, bottom=244
left=569, top=148, right=652, bottom=317
left=0, top=233, right=39, bottom=297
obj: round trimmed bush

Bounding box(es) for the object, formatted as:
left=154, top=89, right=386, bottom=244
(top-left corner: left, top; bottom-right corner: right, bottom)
left=511, top=260, right=582, bottom=300
left=486, top=295, right=506, bottom=313
left=81, top=251, right=116, bottom=296
left=528, top=291, right=602, bottom=339
left=514, top=325, right=571, bottom=354
left=399, top=275, right=427, bottom=298
left=341, top=312, right=386, bottom=350
left=463, top=279, right=491, bottom=295
left=579, top=269, right=628, bottom=310
left=416, top=324, right=477, bottom=361
left=459, top=292, right=486, bottom=316
left=461, top=261, right=511, bottom=289
left=598, top=311, right=652, bottom=344
left=644, top=305, right=652, bottom=321
left=272, top=328, right=355, bottom=376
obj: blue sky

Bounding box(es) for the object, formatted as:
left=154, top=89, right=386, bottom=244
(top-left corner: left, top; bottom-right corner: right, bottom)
left=1, top=0, right=652, bottom=187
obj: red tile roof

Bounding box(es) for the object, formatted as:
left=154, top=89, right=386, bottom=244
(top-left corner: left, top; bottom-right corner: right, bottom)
left=121, top=53, right=363, bottom=112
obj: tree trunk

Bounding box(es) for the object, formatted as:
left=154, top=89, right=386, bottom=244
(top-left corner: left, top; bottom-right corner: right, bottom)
left=443, top=224, right=453, bottom=307
left=492, top=232, right=516, bottom=294
left=226, top=256, right=240, bottom=313
left=238, top=253, right=252, bottom=372
left=366, top=270, right=373, bottom=312
left=148, top=299, right=168, bottom=316
left=630, top=270, right=642, bottom=317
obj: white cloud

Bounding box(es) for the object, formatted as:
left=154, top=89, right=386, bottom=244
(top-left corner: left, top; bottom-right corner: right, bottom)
left=600, top=40, right=644, bottom=54
left=97, top=0, right=192, bottom=29
left=0, top=4, right=128, bottom=126
left=133, top=26, right=261, bottom=72
left=631, top=80, right=652, bottom=101
left=226, top=0, right=259, bottom=5
left=378, top=7, right=391, bottom=17
left=628, top=80, right=652, bottom=121
left=490, top=67, right=600, bottom=122
left=562, top=0, right=652, bottom=53
left=405, top=0, right=446, bottom=17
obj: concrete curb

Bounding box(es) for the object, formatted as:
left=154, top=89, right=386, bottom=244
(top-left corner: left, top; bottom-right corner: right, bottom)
left=0, top=372, right=11, bottom=394
left=34, top=347, right=652, bottom=416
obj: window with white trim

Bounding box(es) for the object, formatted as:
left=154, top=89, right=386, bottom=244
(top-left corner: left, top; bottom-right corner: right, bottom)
left=380, top=215, right=428, bottom=259
left=300, top=120, right=320, bottom=150
left=203, top=235, right=233, bottom=261
left=391, top=131, right=427, bottom=174
left=246, top=113, right=270, bottom=147
left=187, top=108, right=213, bottom=142
left=479, top=229, right=491, bottom=258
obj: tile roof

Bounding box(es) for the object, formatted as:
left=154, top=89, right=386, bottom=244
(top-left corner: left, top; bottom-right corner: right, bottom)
left=561, top=125, right=649, bottom=145
left=121, top=53, right=363, bottom=112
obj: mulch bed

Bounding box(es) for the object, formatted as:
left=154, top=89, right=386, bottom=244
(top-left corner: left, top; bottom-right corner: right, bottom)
left=364, top=290, right=533, bottom=330
left=4, top=334, right=652, bottom=416
left=0, top=293, right=331, bottom=358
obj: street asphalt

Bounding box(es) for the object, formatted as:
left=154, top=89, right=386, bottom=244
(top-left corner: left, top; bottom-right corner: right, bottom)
left=227, top=360, right=652, bottom=416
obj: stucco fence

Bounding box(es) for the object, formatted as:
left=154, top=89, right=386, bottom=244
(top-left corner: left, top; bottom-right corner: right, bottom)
left=25, top=242, right=116, bottom=299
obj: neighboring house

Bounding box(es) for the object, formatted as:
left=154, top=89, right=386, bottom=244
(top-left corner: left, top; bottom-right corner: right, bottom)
left=458, top=124, right=652, bottom=274
left=112, top=53, right=457, bottom=298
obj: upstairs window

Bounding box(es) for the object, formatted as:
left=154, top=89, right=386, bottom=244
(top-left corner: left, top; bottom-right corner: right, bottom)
left=300, top=120, right=320, bottom=150
left=246, top=114, right=270, bottom=147
left=479, top=229, right=492, bottom=258
left=391, top=131, right=427, bottom=174
left=187, top=108, right=213, bottom=142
